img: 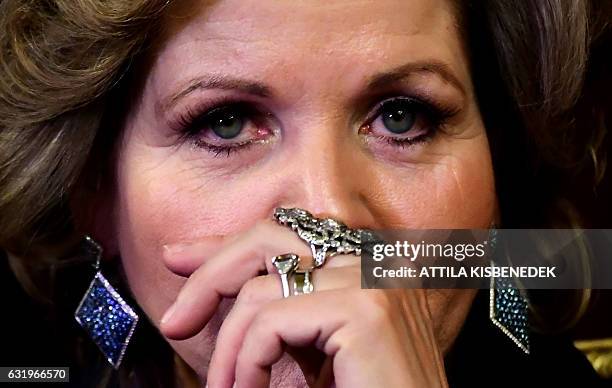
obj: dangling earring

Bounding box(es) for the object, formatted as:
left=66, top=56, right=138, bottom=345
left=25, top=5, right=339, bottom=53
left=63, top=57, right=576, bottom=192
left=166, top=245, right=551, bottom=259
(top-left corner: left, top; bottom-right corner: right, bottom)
left=74, top=236, right=139, bottom=369
left=488, top=227, right=530, bottom=354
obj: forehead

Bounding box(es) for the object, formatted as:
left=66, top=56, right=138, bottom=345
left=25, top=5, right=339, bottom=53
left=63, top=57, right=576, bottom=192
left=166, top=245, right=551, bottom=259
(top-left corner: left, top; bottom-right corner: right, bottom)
left=151, top=0, right=467, bottom=95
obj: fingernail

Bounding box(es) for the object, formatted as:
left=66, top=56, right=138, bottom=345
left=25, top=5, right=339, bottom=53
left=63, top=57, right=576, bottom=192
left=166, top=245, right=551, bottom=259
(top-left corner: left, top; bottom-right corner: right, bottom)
left=161, top=302, right=177, bottom=325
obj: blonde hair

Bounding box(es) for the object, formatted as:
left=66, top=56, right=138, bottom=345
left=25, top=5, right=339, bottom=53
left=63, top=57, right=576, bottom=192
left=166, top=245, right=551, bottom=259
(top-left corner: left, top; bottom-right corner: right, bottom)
left=0, top=0, right=168, bottom=251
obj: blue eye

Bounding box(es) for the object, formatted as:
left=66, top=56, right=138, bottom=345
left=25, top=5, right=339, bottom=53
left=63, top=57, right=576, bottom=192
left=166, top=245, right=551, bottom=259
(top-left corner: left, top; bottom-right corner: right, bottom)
left=359, top=96, right=458, bottom=151
left=380, top=99, right=416, bottom=134
left=206, top=106, right=245, bottom=139
left=175, top=101, right=275, bottom=158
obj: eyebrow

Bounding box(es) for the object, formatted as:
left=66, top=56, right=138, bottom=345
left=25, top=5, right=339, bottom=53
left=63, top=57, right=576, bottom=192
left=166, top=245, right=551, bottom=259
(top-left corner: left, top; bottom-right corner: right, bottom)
left=162, top=60, right=465, bottom=112
left=366, top=60, right=466, bottom=97
left=162, top=75, right=273, bottom=111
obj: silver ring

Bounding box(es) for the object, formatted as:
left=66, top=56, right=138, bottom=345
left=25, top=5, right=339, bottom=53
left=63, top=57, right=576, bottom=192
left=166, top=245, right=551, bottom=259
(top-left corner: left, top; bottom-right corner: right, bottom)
left=291, top=268, right=314, bottom=296
left=272, top=253, right=300, bottom=298
left=273, top=207, right=365, bottom=267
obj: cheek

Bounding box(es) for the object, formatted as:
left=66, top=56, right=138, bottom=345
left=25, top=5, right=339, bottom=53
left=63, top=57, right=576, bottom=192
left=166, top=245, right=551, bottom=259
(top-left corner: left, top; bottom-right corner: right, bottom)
left=113, top=143, right=282, bottom=323
left=113, top=144, right=304, bottom=377
left=423, top=152, right=496, bottom=228
left=368, top=143, right=496, bottom=229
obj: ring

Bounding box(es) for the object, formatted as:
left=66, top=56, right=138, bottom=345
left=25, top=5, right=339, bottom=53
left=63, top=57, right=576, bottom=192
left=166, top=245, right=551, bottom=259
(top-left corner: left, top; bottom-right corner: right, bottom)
left=291, top=268, right=314, bottom=296
left=273, top=207, right=365, bottom=267
left=272, top=253, right=300, bottom=298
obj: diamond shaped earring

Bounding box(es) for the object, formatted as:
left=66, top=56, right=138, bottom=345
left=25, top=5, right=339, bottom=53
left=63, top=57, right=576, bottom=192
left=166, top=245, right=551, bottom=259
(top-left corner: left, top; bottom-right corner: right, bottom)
left=74, top=236, right=139, bottom=369
left=488, top=227, right=530, bottom=354
left=490, top=277, right=530, bottom=354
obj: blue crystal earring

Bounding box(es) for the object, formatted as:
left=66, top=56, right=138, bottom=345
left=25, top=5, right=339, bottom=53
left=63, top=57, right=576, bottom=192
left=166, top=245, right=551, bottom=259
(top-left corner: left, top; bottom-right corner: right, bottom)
left=74, top=236, right=139, bottom=369
left=488, top=228, right=530, bottom=354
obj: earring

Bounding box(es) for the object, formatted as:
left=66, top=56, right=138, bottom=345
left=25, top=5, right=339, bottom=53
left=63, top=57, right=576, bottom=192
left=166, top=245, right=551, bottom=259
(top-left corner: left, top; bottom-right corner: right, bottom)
left=488, top=228, right=530, bottom=354
left=74, top=236, right=139, bottom=369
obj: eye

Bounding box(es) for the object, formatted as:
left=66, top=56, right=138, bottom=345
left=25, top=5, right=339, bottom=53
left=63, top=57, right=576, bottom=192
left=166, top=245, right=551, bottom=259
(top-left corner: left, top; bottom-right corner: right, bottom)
left=360, top=96, right=451, bottom=148
left=205, top=105, right=245, bottom=139
left=175, top=101, right=274, bottom=157
left=380, top=99, right=416, bottom=134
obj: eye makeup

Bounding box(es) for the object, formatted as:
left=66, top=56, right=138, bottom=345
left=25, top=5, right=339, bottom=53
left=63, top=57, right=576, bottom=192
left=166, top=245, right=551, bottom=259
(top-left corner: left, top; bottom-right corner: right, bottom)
left=165, top=87, right=461, bottom=160
left=358, top=94, right=460, bottom=150
left=168, top=97, right=276, bottom=158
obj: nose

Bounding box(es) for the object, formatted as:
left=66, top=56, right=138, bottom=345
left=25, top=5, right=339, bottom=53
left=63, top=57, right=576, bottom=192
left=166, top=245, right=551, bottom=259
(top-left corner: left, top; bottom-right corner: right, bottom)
left=274, top=128, right=378, bottom=229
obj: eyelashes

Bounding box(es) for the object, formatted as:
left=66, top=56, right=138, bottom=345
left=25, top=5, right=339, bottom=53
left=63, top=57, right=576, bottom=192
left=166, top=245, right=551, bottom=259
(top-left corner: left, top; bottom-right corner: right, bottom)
left=173, top=100, right=252, bottom=140
left=171, top=95, right=459, bottom=158
left=171, top=99, right=271, bottom=157
left=360, top=96, right=458, bottom=147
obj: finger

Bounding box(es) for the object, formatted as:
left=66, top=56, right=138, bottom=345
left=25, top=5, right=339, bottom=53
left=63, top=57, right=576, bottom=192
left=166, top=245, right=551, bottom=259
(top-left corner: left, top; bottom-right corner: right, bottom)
left=233, top=291, right=352, bottom=388
left=162, top=220, right=311, bottom=278
left=234, top=289, right=435, bottom=388
left=160, top=221, right=312, bottom=339
left=207, top=266, right=360, bottom=388
left=162, top=236, right=226, bottom=277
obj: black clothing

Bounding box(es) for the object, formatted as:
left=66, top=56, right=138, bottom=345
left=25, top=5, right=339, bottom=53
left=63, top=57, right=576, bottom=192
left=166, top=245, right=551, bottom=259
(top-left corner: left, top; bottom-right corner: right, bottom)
left=445, top=290, right=607, bottom=388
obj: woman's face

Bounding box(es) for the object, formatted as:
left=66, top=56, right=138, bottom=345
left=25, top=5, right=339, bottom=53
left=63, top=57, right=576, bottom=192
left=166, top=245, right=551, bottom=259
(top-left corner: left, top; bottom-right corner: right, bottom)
left=111, top=0, right=495, bottom=378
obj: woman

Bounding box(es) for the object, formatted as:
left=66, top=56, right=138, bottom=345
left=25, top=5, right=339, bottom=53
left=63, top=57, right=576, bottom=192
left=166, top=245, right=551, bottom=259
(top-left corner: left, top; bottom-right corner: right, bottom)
left=0, top=0, right=609, bottom=387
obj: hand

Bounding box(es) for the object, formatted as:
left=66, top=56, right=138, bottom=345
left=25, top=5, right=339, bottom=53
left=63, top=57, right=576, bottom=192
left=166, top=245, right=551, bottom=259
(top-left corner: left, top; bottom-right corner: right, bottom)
left=160, top=220, right=448, bottom=388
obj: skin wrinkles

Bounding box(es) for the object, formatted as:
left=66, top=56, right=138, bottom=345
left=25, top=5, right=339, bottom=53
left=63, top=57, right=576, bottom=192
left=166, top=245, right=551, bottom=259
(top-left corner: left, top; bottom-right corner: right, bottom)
left=104, top=0, right=496, bottom=383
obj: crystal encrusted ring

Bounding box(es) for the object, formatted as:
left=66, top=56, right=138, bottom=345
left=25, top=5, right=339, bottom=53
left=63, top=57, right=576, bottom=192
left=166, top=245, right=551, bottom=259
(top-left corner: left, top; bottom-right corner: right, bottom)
left=273, top=207, right=365, bottom=267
